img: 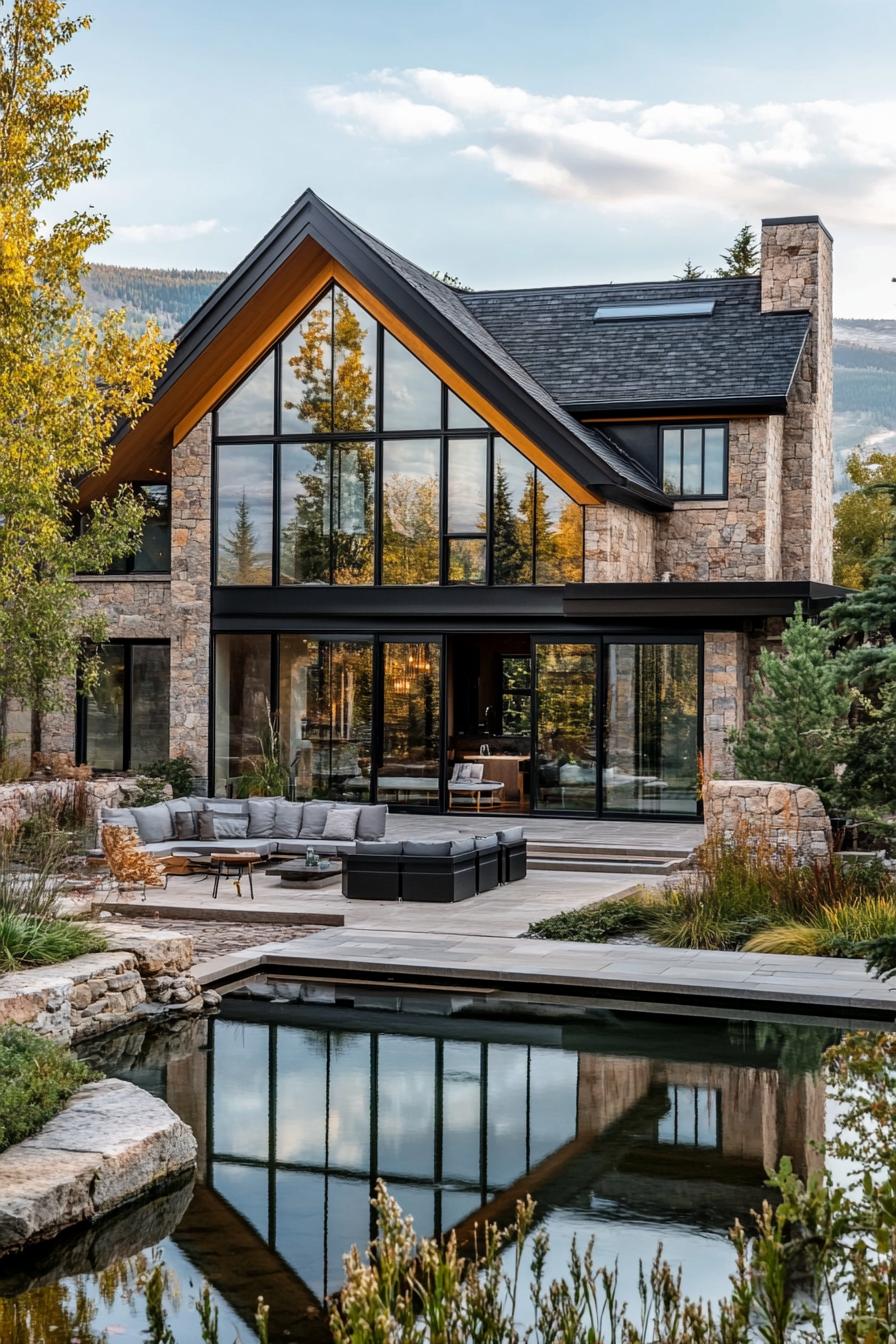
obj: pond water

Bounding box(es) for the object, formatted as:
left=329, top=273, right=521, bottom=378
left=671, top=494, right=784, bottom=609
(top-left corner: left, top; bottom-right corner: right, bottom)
left=1, top=982, right=842, bottom=1343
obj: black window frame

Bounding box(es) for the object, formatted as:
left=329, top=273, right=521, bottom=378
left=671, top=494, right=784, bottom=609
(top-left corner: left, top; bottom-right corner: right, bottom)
left=78, top=481, right=172, bottom=576
left=660, top=423, right=729, bottom=501
left=75, top=638, right=170, bottom=771
left=211, top=283, right=586, bottom=590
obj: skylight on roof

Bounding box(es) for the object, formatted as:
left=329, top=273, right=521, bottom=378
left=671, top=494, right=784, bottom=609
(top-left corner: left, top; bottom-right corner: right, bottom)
left=593, top=300, right=716, bottom=321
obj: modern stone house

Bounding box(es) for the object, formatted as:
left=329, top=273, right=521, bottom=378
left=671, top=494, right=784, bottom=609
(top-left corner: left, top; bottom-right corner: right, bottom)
left=54, top=194, right=840, bottom=820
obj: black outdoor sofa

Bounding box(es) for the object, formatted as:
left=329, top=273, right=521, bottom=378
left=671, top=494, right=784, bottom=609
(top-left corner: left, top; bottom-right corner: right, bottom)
left=342, top=827, right=526, bottom=903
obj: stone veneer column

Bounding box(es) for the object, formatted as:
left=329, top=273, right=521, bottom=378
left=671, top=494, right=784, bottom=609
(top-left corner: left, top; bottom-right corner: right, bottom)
left=169, top=416, right=212, bottom=790
left=584, top=502, right=656, bottom=580
left=761, top=217, right=833, bottom=583
left=702, top=631, right=747, bottom=779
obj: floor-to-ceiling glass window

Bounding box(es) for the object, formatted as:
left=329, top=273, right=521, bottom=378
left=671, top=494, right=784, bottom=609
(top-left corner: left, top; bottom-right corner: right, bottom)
left=379, top=641, right=441, bottom=808
left=278, top=638, right=373, bottom=800
left=534, top=643, right=597, bottom=812
left=80, top=641, right=169, bottom=771
left=602, top=641, right=700, bottom=815
left=214, top=634, right=271, bottom=794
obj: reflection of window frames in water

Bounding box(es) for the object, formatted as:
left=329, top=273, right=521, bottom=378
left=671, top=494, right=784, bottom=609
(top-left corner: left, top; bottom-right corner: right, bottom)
left=656, top=1085, right=721, bottom=1149
left=206, top=1018, right=579, bottom=1300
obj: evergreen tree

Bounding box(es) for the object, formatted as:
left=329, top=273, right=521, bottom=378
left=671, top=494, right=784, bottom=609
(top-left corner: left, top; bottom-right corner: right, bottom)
left=825, top=483, right=896, bottom=688
left=674, top=259, right=704, bottom=280
left=220, top=493, right=260, bottom=584
left=729, top=608, right=850, bottom=801
left=492, top=461, right=531, bottom=583
left=716, top=224, right=759, bottom=277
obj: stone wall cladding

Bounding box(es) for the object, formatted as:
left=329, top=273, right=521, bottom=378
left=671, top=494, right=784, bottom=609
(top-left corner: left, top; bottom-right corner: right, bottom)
left=169, top=416, right=212, bottom=783
left=704, top=778, right=832, bottom=862
left=0, top=777, right=135, bottom=834
left=0, top=926, right=201, bottom=1045
left=584, top=502, right=656, bottom=580
left=654, top=418, right=782, bottom=581
left=761, top=220, right=833, bottom=583
left=702, top=632, right=748, bottom=778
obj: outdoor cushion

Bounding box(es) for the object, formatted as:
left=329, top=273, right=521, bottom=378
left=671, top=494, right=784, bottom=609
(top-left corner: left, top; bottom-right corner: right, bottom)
left=452, top=761, right=484, bottom=782
left=271, top=800, right=303, bottom=838
left=449, top=838, right=475, bottom=855
left=322, top=806, right=361, bottom=841
left=100, top=805, right=137, bottom=829
left=164, top=797, right=193, bottom=826
left=248, top=797, right=282, bottom=838
left=198, top=811, right=250, bottom=841
left=402, top=839, right=452, bottom=856
left=497, top=826, right=525, bottom=843
left=174, top=811, right=199, bottom=840
left=273, top=839, right=357, bottom=855
left=299, top=801, right=335, bottom=838
left=353, top=840, right=402, bottom=855
left=356, top=803, right=388, bottom=840
left=474, top=834, right=499, bottom=850
left=132, top=803, right=175, bottom=844
left=204, top=798, right=249, bottom=815
left=187, top=795, right=210, bottom=812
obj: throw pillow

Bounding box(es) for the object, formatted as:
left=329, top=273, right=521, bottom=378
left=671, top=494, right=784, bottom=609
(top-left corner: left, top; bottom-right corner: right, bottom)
left=100, top=805, right=137, bottom=829
left=213, top=814, right=250, bottom=840
left=271, top=800, right=304, bottom=839
left=203, top=798, right=249, bottom=815
left=175, top=810, right=199, bottom=840
left=132, top=802, right=175, bottom=844
left=248, top=797, right=282, bottom=838
left=356, top=803, right=388, bottom=840
left=299, top=801, right=334, bottom=838
left=321, top=806, right=360, bottom=841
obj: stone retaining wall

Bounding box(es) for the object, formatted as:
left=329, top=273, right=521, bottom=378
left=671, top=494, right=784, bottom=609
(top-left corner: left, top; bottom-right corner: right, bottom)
left=0, top=1078, right=196, bottom=1255
left=0, top=926, right=202, bottom=1045
left=704, top=778, right=832, bottom=862
left=0, top=776, right=137, bottom=834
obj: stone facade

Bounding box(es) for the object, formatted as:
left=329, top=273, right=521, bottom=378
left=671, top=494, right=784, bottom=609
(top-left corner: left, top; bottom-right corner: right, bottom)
left=761, top=218, right=834, bottom=583
left=704, top=778, right=833, bottom=862
left=584, top=501, right=655, bottom=580
left=702, top=632, right=748, bottom=778
left=655, top=417, right=785, bottom=581
left=0, top=776, right=135, bottom=835
left=169, top=416, right=213, bottom=783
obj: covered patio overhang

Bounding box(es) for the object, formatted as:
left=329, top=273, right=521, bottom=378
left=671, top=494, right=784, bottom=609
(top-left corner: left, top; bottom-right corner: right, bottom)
left=562, top=580, right=850, bottom=627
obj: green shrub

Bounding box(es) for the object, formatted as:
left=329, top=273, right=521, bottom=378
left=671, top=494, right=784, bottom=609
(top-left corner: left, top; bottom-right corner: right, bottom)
left=0, top=911, right=105, bottom=971
left=526, top=893, right=655, bottom=942
left=0, top=1027, right=97, bottom=1152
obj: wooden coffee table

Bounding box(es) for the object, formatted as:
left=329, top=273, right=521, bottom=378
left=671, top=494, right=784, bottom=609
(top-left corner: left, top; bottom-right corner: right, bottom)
left=274, top=859, right=343, bottom=890
left=207, top=851, right=264, bottom=901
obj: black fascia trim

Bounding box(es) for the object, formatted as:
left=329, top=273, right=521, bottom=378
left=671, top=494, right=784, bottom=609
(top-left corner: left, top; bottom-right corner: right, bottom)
left=599, top=483, right=672, bottom=514
left=562, top=580, right=850, bottom=621
left=571, top=394, right=790, bottom=418
left=213, top=583, right=570, bottom=627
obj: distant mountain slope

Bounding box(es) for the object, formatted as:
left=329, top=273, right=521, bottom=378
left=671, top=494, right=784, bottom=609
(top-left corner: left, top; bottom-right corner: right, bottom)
left=83, top=264, right=225, bottom=339
left=83, top=266, right=896, bottom=495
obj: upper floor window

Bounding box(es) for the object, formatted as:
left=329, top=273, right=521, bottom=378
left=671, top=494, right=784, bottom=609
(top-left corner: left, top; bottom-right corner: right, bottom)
left=212, top=283, right=583, bottom=588
left=78, top=483, right=171, bottom=575
left=661, top=425, right=727, bottom=499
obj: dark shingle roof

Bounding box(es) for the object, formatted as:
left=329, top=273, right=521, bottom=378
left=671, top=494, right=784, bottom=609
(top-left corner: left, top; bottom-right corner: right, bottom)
left=461, top=278, right=810, bottom=413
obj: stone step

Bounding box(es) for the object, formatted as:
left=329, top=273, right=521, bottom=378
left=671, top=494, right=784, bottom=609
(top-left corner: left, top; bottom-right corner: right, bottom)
left=528, top=855, right=690, bottom=875
left=528, top=840, right=694, bottom=860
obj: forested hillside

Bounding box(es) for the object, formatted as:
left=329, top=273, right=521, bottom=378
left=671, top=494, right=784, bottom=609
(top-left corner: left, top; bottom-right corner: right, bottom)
left=83, top=265, right=896, bottom=495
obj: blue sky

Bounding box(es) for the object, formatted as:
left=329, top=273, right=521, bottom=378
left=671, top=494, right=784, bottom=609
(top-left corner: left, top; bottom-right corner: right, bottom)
left=68, top=0, right=896, bottom=316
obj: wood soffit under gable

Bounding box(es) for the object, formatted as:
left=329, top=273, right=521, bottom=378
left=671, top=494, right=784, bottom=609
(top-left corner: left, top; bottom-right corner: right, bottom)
left=81, top=239, right=603, bottom=508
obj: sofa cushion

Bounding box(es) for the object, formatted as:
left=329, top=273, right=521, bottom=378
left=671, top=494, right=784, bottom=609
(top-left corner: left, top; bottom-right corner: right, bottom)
left=299, top=801, right=334, bottom=838
left=356, top=803, right=388, bottom=840
left=497, top=826, right=525, bottom=844
left=273, top=839, right=357, bottom=855
left=449, top=837, right=475, bottom=855
left=175, top=810, right=199, bottom=840
left=187, top=795, right=210, bottom=812
left=198, top=811, right=250, bottom=841
left=474, top=834, right=499, bottom=851
left=248, top=797, right=282, bottom=838
left=322, top=806, right=360, bottom=841
left=271, top=801, right=303, bottom=839
left=354, top=840, right=402, bottom=855
left=204, top=798, right=249, bottom=815
left=100, top=805, right=137, bottom=829
left=164, top=797, right=193, bottom=826
left=132, top=803, right=175, bottom=844
left=402, top=839, right=452, bottom=856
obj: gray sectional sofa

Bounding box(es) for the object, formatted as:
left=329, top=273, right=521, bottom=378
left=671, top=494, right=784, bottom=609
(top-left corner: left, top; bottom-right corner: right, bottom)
left=100, top=796, right=388, bottom=858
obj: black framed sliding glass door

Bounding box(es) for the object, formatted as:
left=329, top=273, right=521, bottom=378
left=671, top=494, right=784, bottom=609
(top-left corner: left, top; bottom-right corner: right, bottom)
left=532, top=642, right=598, bottom=813
left=377, top=641, right=442, bottom=810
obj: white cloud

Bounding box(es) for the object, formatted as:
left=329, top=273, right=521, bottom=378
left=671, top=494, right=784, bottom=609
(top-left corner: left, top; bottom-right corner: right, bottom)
left=308, top=70, right=896, bottom=229
left=114, top=218, right=222, bottom=243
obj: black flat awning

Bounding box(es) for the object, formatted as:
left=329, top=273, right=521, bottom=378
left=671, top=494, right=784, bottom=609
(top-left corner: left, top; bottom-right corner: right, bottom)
left=562, top=580, right=850, bottom=623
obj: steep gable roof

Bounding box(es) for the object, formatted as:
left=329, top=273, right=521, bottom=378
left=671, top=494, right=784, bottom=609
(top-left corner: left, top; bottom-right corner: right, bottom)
left=104, top=190, right=666, bottom=511
left=461, top=278, right=809, bottom=416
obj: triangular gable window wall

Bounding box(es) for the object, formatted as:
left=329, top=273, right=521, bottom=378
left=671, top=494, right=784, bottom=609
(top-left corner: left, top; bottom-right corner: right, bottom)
left=213, top=283, right=583, bottom=588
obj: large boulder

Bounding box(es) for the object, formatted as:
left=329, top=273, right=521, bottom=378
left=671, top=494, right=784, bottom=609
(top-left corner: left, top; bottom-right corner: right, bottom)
left=704, top=779, right=832, bottom=863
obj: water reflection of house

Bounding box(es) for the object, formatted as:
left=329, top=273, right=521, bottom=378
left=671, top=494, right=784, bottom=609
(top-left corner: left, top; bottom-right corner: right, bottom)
left=158, top=1001, right=827, bottom=1342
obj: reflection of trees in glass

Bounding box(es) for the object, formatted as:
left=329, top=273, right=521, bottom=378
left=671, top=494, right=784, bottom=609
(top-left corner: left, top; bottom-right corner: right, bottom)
left=382, top=474, right=439, bottom=584
left=492, top=459, right=532, bottom=583
left=279, top=638, right=374, bottom=798
left=537, top=645, right=595, bottom=760
left=219, top=491, right=267, bottom=584
left=382, top=642, right=440, bottom=771
left=283, top=287, right=375, bottom=435
left=332, top=442, right=375, bottom=583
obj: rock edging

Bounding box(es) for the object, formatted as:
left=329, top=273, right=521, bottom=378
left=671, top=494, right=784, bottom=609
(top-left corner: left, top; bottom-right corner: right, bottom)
left=0, top=925, right=203, bottom=1045
left=0, top=1077, right=197, bottom=1256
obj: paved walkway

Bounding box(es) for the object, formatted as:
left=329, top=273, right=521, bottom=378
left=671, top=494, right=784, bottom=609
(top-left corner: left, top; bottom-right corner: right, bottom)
left=378, top=814, right=702, bottom=848
left=195, top=925, right=896, bottom=1022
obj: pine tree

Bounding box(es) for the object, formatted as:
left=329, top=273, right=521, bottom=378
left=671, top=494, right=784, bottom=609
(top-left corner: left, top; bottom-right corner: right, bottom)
left=729, top=608, right=850, bottom=801
left=674, top=259, right=704, bottom=280
left=492, top=461, right=531, bottom=582
left=825, top=483, right=896, bottom=687
left=221, top=493, right=260, bottom=584
left=716, top=224, right=759, bottom=278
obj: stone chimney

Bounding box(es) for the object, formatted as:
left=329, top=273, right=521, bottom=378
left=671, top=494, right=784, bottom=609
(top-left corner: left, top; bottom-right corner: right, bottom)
left=760, top=216, right=834, bottom=583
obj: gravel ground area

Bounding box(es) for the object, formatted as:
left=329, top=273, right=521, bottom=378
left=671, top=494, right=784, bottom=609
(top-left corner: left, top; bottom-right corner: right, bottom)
left=119, top=917, right=321, bottom=961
